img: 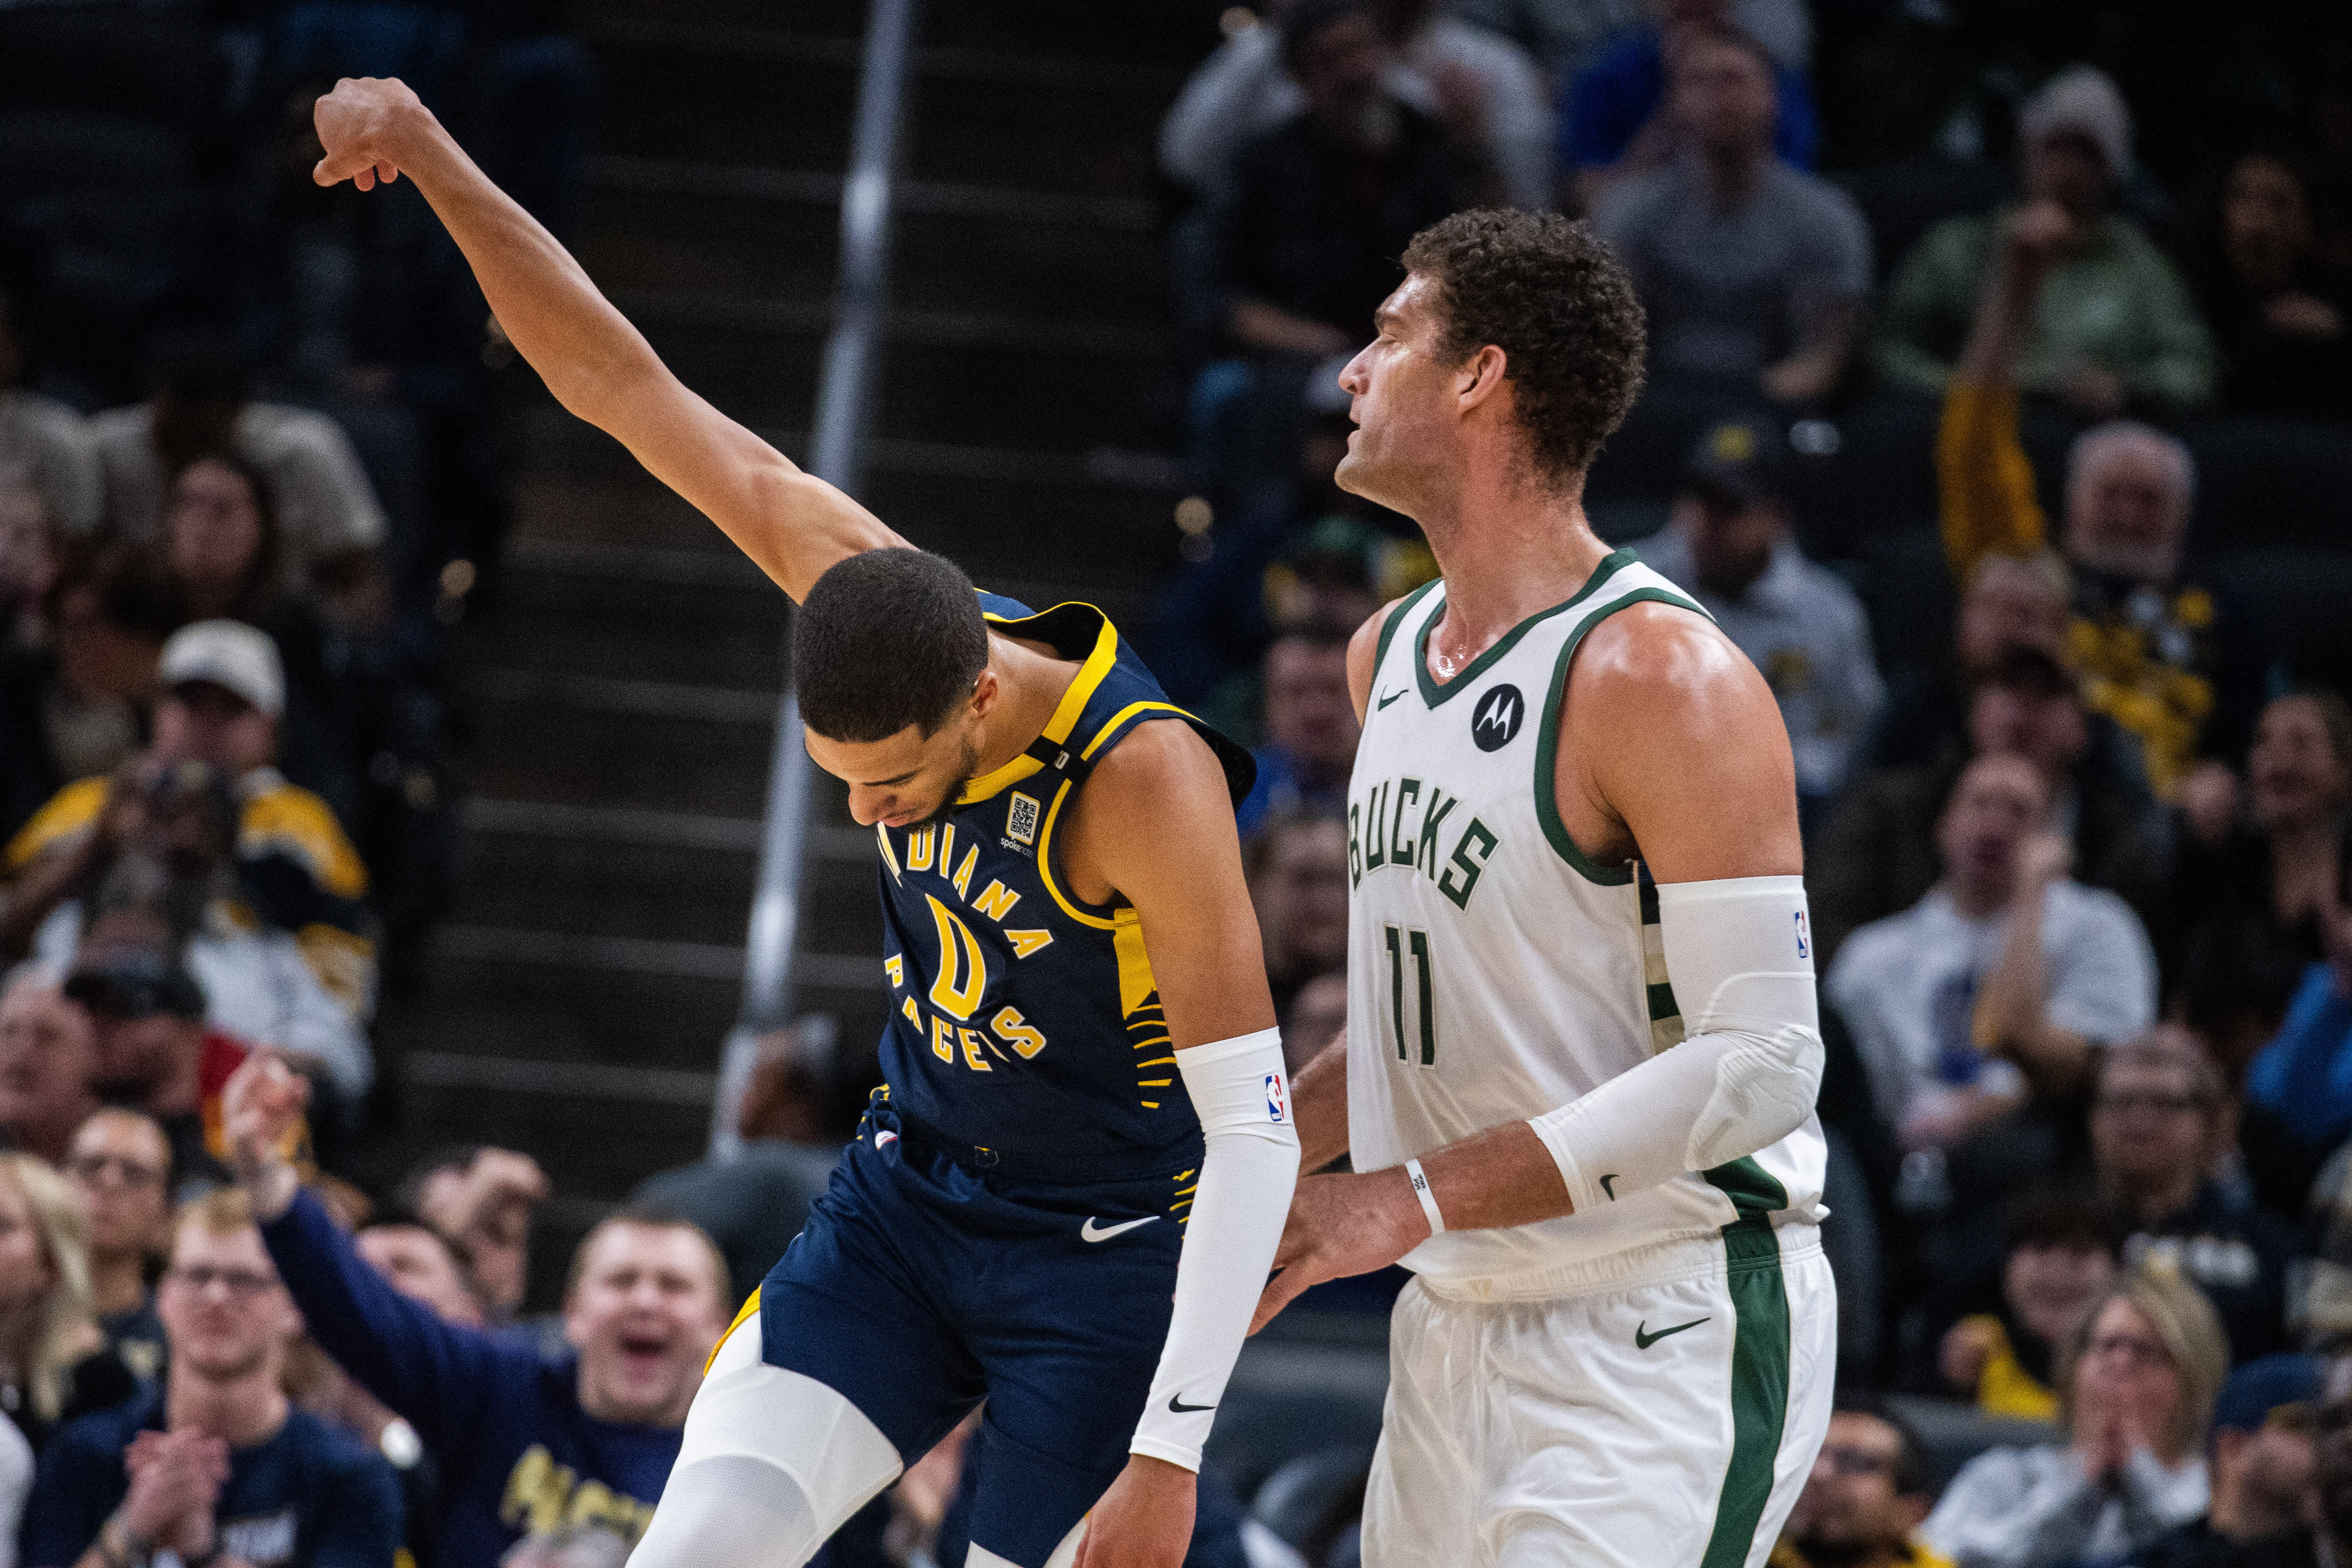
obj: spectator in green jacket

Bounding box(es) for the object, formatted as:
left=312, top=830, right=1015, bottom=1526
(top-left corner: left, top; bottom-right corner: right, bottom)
left=1874, top=66, right=2217, bottom=415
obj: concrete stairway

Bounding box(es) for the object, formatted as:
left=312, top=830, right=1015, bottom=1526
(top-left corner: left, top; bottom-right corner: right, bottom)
left=368, top=0, right=1227, bottom=1300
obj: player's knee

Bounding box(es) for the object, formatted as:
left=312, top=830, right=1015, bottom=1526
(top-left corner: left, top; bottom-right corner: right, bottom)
left=628, top=1455, right=820, bottom=1568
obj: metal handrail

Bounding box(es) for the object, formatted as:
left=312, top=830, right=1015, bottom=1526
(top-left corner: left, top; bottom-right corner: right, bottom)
left=709, top=0, right=922, bottom=1155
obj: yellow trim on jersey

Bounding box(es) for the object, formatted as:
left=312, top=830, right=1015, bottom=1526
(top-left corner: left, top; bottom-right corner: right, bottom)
left=242, top=782, right=369, bottom=898
left=1111, top=907, right=1158, bottom=1014
left=1033, top=775, right=1117, bottom=929
left=1078, top=700, right=1193, bottom=761
left=5, top=776, right=109, bottom=872
left=707, top=1287, right=763, bottom=1375
left=4, top=774, right=369, bottom=904
left=957, top=608, right=1120, bottom=807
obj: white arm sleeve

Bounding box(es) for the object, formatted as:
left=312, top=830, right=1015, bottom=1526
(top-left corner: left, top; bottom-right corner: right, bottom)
left=1528, top=875, right=1822, bottom=1214
left=1130, top=1027, right=1299, bottom=1471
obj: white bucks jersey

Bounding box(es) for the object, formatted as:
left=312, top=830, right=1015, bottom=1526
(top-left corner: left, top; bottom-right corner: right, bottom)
left=1346, top=552, right=1827, bottom=1289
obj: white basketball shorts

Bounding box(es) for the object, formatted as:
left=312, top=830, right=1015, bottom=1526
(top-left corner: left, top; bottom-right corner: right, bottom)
left=1362, top=1228, right=1835, bottom=1568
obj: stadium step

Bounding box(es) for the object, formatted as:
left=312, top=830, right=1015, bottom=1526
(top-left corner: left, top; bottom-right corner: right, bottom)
left=371, top=0, right=1228, bottom=1298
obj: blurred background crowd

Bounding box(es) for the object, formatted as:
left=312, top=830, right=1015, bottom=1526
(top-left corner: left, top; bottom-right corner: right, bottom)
left=0, top=1, right=2349, bottom=1567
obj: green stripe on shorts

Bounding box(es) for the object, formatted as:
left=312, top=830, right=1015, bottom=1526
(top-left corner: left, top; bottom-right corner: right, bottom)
left=1699, top=1160, right=1792, bottom=1568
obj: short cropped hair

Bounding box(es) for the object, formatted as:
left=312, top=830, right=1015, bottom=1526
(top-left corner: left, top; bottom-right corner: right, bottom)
left=1400, top=210, right=1647, bottom=488
left=793, top=549, right=991, bottom=742
left=178, top=1184, right=256, bottom=1239
left=564, top=1204, right=730, bottom=1309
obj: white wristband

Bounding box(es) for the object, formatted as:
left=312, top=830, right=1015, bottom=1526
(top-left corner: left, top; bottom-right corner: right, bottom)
left=1404, top=1158, right=1445, bottom=1235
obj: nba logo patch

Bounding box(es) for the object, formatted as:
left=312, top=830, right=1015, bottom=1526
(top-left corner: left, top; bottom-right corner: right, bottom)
left=1007, top=792, right=1041, bottom=846
left=1265, top=1073, right=1288, bottom=1124
left=1793, top=910, right=1810, bottom=963
left=874, top=1129, right=899, bottom=1151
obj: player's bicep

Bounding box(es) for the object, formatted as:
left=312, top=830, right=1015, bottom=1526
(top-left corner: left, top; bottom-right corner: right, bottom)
left=1569, top=606, right=1801, bottom=883
left=1090, top=726, right=1277, bottom=1049
left=610, top=373, right=908, bottom=601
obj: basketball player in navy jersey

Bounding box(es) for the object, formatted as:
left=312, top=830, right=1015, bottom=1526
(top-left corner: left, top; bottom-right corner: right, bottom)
left=308, top=78, right=1300, bottom=1568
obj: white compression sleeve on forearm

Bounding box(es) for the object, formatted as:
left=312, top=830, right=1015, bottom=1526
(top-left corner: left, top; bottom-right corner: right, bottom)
left=1130, top=1027, right=1299, bottom=1471
left=1528, top=875, right=1822, bottom=1213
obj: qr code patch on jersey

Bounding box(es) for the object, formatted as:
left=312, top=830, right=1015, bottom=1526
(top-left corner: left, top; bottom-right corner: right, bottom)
left=1006, top=792, right=1041, bottom=845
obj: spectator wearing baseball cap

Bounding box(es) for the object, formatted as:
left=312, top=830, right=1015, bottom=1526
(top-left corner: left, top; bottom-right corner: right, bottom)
left=2139, top=1353, right=2324, bottom=1567
left=2, top=620, right=379, bottom=1028
left=1876, top=64, right=2216, bottom=413
left=1639, top=417, right=1884, bottom=824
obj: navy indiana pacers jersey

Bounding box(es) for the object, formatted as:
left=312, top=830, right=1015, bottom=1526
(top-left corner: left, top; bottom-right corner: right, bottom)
left=870, top=594, right=1252, bottom=1171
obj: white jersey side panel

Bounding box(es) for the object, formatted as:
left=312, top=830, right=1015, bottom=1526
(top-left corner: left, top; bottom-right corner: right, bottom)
left=1344, top=553, right=1827, bottom=1289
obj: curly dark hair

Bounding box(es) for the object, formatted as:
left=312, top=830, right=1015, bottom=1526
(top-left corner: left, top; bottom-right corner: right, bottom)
left=1399, top=209, right=1647, bottom=487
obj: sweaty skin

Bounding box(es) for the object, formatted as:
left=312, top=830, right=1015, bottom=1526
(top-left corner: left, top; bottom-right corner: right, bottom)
left=310, top=75, right=1275, bottom=1568
left=1256, top=272, right=1802, bottom=1331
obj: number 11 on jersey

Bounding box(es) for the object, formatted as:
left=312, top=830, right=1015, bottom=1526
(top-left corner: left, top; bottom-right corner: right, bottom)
left=1384, top=923, right=1437, bottom=1067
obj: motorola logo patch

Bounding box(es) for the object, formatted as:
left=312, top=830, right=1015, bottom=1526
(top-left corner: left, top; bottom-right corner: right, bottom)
left=1471, top=684, right=1524, bottom=751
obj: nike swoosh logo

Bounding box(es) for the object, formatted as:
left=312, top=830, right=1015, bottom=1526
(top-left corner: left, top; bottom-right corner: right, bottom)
left=1599, top=1174, right=1619, bottom=1200
left=1079, top=1215, right=1160, bottom=1243
left=1376, top=688, right=1406, bottom=709
left=1635, top=1316, right=1710, bottom=1350
left=1168, top=1393, right=1216, bottom=1413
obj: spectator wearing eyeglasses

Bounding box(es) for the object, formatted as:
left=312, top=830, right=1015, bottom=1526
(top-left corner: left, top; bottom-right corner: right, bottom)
left=225, top=1054, right=731, bottom=1568
left=2091, top=1029, right=2296, bottom=1366
left=63, top=1109, right=175, bottom=1383
left=1772, top=1395, right=1952, bottom=1568
left=0, top=1152, right=132, bottom=1456
left=0, top=967, right=99, bottom=1167
left=2139, top=1352, right=2324, bottom=1568
left=21, top=1185, right=402, bottom=1568
left=1921, top=1270, right=2226, bottom=1568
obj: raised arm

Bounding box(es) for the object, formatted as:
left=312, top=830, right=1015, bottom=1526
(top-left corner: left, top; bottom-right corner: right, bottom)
left=311, top=77, right=905, bottom=600
left=222, top=1053, right=513, bottom=1463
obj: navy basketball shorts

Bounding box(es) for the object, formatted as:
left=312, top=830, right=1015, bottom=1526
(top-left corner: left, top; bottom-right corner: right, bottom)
left=757, top=1095, right=1196, bottom=1565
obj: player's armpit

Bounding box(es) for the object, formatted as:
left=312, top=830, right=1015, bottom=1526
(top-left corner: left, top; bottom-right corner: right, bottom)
left=1078, top=722, right=1277, bottom=1049
left=1560, top=603, right=1801, bottom=883
left=1345, top=598, right=1406, bottom=726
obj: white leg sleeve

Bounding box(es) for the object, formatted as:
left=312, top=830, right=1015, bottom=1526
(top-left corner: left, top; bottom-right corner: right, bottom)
left=628, top=1308, right=903, bottom=1568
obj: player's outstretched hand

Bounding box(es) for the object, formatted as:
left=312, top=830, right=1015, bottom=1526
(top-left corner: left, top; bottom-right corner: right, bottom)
left=1073, top=1455, right=1194, bottom=1568
left=314, top=76, right=425, bottom=191
left=1250, top=1168, right=1424, bottom=1335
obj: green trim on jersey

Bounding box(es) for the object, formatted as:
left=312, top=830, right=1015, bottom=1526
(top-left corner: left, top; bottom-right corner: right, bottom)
left=1372, top=579, right=1444, bottom=679
left=1700, top=1158, right=1795, bottom=1568
left=1531, top=585, right=1709, bottom=884
left=1412, top=549, right=1639, bottom=708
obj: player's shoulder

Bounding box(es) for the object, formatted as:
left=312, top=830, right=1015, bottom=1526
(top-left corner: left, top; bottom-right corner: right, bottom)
left=1571, top=596, right=1753, bottom=708
left=1083, top=712, right=1224, bottom=800
left=1348, top=581, right=1441, bottom=702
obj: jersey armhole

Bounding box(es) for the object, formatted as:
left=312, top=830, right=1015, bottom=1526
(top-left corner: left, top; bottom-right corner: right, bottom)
left=1533, top=587, right=1709, bottom=887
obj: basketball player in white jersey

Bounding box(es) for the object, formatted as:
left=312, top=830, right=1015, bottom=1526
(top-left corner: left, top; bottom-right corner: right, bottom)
left=1251, top=209, right=1835, bottom=1568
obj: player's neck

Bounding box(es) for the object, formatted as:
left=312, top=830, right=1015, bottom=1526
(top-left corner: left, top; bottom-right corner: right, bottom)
left=974, top=632, right=1084, bottom=778
left=1420, top=478, right=1613, bottom=650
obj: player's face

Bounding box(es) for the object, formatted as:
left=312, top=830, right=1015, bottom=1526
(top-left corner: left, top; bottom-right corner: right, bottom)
left=1335, top=273, right=1465, bottom=514
left=805, top=711, right=982, bottom=831
left=565, top=1223, right=729, bottom=1428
